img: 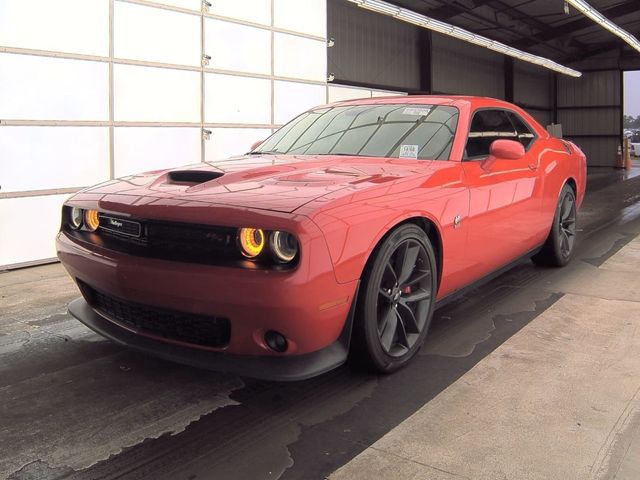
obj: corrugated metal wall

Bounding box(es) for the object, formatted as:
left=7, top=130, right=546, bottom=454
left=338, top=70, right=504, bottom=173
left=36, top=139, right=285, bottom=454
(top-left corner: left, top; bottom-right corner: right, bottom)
left=514, top=60, right=553, bottom=127
left=558, top=70, right=622, bottom=167
left=327, top=0, right=422, bottom=91
left=431, top=33, right=504, bottom=99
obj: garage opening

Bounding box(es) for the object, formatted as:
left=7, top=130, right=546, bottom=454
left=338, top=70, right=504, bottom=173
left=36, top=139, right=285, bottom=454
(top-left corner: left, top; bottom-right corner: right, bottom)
left=624, top=70, right=640, bottom=164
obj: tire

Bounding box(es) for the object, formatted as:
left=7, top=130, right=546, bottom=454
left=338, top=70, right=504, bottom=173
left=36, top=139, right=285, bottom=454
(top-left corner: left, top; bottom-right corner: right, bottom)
left=532, top=184, right=577, bottom=267
left=353, top=224, right=437, bottom=374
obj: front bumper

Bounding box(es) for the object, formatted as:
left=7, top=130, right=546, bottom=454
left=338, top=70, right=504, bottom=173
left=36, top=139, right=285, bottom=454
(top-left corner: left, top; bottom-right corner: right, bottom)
left=57, top=220, right=358, bottom=359
left=68, top=296, right=354, bottom=381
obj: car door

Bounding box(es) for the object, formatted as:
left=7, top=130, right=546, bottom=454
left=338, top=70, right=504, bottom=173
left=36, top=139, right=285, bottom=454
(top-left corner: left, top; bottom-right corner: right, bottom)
left=461, top=108, right=544, bottom=278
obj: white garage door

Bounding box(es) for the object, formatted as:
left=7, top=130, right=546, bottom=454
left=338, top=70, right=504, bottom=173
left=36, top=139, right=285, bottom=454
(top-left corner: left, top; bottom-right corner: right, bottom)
left=0, top=0, right=330, bottom=269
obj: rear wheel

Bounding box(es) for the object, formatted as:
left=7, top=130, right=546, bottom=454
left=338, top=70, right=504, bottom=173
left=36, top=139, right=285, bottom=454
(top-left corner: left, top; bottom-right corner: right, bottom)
left=354, top=224, right=437, bottom=373
left=532, top=184, right=577, bottom=267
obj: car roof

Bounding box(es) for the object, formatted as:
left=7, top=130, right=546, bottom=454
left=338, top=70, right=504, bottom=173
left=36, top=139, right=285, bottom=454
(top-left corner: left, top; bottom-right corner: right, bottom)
left=329, top=95, right=515, bottom=110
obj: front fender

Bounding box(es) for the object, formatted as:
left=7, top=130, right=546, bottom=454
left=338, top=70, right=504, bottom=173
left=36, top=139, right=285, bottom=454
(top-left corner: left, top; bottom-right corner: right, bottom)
left=308, top=189, right=468, bottom=296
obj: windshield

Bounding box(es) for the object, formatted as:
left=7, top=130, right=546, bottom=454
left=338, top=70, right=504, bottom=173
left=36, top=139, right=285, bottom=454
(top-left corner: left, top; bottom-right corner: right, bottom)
left=254, top=104, right=459, bottom=160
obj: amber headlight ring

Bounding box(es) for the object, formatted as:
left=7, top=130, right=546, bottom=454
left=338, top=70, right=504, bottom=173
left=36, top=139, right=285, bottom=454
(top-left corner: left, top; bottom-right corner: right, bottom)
left=238, top=227, right=266, bottom=258
left=84, top=209, right=100, bottom=232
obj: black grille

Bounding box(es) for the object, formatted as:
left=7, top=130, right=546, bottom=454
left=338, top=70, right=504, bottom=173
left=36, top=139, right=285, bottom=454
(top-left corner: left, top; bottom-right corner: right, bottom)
left=65, top=211, right=241, bottom=266
left=80, top=282, right=231, bottom=349
left=62, top=207, right=296, bottom=270
left=146, top=222, right=237, bottom=262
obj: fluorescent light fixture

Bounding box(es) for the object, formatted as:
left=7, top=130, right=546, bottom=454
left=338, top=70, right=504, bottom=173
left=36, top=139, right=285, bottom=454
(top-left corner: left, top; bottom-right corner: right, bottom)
left=347, top=0, right=582, bottom=77
left=566, top=0, right=640, bottom=53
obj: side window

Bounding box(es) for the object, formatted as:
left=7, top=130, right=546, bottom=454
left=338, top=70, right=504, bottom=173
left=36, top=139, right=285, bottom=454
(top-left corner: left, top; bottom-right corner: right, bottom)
left=465, top=110, right=517, bottom=159
left=508, top=112, right=536, bottom=150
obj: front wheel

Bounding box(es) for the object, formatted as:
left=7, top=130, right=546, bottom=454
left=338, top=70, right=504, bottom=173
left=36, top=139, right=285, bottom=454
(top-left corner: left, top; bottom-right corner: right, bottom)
left=532, top=184, right=577, bottom=267
left=353, top=224, right=437, bottom=373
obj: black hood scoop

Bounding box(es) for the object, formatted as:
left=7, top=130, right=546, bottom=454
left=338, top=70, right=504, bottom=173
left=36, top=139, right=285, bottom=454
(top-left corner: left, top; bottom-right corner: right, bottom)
left=167, top=170, right=224, bottom=185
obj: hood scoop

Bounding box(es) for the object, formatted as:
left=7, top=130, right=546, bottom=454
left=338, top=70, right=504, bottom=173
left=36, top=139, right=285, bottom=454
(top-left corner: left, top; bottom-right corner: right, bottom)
left=167, top=170, right=223, bottom=185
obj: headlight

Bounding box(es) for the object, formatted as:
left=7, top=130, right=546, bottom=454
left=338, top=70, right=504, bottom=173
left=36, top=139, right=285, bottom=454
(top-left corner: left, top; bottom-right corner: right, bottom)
left=239, top=227, right=265, bottom=258
left=85, top=209, right=100, bottom=232
left=269, top=231, right=298, bottom=263
left=69, top=207, right=83, bottom=230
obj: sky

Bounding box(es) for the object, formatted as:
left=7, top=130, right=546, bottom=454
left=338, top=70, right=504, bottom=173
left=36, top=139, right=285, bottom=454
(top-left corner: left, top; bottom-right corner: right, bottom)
left=625, top=71, right=640, bottom=117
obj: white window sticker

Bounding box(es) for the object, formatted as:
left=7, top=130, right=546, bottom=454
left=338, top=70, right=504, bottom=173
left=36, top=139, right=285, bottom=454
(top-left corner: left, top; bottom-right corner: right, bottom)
left=403, top=107, right=431, bottom=116
left=399, top=144, right=419, bottom=159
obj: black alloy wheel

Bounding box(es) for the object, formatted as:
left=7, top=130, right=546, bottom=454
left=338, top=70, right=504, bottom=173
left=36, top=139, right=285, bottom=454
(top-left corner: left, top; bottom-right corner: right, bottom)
left=354, top=224, right=437, bottom=373
left=558, top=192, right=577, bottom=259
left=532, top=183, right=577, bottom=267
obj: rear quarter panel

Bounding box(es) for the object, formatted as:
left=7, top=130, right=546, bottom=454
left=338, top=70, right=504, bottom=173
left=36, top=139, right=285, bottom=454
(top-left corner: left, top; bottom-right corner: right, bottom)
left=539, top=138, right=587, bottom=230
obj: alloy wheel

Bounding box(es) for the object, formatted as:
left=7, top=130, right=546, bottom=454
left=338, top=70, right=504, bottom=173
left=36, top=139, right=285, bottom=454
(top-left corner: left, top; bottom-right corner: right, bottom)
left=559, top=192, right=576, bottom=258
left=376, top=239, right=433, bottom=357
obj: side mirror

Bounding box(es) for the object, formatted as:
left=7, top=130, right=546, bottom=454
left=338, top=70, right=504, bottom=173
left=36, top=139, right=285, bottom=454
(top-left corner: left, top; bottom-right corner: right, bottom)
left=481, top=139, right=525, bottom=170
left=250, top=139, right=265, bottom=151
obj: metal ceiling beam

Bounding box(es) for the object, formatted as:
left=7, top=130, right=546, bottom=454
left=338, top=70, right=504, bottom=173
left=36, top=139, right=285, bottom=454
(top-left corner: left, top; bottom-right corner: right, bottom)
left=513, top=1, right=639, bottom=49
left=562, top=39, right=631, bottom=63
left=425, top=0, right=494, bottom=21
left=423, top=0, right=588, bottom=60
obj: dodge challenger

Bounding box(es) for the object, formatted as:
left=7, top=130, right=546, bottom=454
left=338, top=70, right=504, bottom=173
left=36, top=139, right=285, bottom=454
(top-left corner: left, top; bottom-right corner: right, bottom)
left=57, top=96, right=586, bottom=381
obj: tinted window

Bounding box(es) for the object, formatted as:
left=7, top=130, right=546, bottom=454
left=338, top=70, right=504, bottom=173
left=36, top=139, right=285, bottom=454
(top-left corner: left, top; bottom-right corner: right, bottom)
left=255, top=104, right=460, bottom=161
left=464, top=110, right=517, bottom=159
left=508, top=112, right=536, bottom=149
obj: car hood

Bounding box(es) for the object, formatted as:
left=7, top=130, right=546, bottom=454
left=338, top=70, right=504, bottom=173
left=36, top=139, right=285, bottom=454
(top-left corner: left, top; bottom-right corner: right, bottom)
left=81, top=155, right=437, bottom=213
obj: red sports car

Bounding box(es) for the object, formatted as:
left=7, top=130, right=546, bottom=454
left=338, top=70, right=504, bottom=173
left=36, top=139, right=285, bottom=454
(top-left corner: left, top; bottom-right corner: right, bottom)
left=57, top=96, right=586, bottom=381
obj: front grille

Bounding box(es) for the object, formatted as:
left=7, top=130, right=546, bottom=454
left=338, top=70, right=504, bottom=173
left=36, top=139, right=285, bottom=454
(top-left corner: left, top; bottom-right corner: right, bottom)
left=62, top=207, right=296, bottom=270
left=79, top=282, right=231, bottom=349
left=66, top=212, right=242, bottom=267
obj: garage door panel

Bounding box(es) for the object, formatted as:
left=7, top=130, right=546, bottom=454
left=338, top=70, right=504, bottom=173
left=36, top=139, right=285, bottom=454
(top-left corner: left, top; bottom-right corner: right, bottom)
left=0, top=127, right=109, bottom=193
left=274, top=80, right=326, bottom=125
left=113, top=64, right=200, bottom=122
left=274, top=0, right=326, bottom=38
left=114, top=127, right=201, bottom=178
left=0, top=54, right=108, bottom=121
left=0, top=194, right=70, bottom=267
left=205, top=74, right=271, bottom=124
left=204, top=19, right=271, bottom=75
left=114, top=2, right=201, bottom=67
left=0, top=0, right=109, bottom=56
left=208, top=0, right=271, bottom=25
left=274, top=33, right=327, bottom=82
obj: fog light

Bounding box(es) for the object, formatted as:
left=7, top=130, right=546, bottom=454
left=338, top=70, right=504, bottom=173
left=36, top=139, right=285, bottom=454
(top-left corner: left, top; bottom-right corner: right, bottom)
left=265, top=330, right=288, bottom=353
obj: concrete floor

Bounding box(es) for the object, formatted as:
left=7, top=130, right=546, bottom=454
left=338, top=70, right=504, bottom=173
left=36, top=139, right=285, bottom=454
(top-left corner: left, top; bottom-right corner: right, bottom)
left=332, top=236, right=640, bottom=480
left=1, top=167, right=640, bottom=480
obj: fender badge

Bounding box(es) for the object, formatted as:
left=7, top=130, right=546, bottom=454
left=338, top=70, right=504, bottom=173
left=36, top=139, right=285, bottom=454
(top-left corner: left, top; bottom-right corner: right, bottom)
left=453, top=215, right=462, bottom=229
